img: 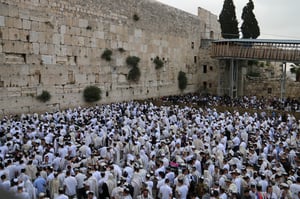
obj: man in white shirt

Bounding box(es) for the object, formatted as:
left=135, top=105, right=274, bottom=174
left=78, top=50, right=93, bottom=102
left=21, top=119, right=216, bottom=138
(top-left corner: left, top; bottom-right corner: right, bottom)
left=290, top=177, right=300, bottom=199
left=63, top=170, right=77, bottom=198
left=75, top=168, right=86, bottom=199
left=159, top=178, right=173, bottom=199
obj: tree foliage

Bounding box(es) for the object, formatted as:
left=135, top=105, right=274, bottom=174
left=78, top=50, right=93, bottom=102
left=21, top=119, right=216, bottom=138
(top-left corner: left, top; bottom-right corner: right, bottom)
left=101, top=49, right=112, bottom=61
left=83, top=86, right=102, bottom=102
left=178, top=71, right=188, bottom=91
left=219, top=0, right=239, bottom=39
left=36, top=90, right=51, bottom=102
left=153, top=56, right=164, bottom=69
left=241, top=0, right=260, bottom=39
left=290, top=63, right=300, bottom=82
left=126, top=56, right=141, bottom=82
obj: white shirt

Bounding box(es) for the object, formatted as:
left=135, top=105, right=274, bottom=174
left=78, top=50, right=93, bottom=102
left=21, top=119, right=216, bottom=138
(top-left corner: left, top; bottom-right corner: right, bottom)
left=63, top=176, right=77, bottom=196
left=75, top=173, right=86, bottom=189
left=176, top=184, right=189, bottom=199
left=55, top=194, right=69, bottom=199
left=159, top=183, right=172, bottom=199
left=289, top=183, right=300, bottom=199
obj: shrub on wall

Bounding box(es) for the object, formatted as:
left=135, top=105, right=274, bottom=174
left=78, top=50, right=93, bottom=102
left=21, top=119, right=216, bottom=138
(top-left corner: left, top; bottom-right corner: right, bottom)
left=128, top=66, right=141, bottom=82
left=178, top=71, right=187, bottom=91
left=118, top=47, right=125, bottom=53
left=83, top=86, right=102, bottom=102
left=133, top=13, right=140, bottom=21
left=126, top=56, right=141, bottom=82
left=126, top=56, right=140, bottom=67
left=101, top=49, right=112, bottom=61
left=36, top=90, right=51, bottom=102
left=153, top=56, right=164, bottom=69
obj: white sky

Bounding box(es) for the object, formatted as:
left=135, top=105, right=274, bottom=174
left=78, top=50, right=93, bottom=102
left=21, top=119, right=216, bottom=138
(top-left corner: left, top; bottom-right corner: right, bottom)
left=156, top=0, right=300, bottom=40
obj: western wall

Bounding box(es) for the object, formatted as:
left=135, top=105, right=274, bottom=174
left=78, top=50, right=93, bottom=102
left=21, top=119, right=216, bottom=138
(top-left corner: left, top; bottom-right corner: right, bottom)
left=0, top=0, right=221, bottom=115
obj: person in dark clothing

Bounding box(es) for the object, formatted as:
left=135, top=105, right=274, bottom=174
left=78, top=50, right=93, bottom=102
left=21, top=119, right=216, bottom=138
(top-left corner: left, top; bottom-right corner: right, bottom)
left=99, top=172, right=110, bottom=199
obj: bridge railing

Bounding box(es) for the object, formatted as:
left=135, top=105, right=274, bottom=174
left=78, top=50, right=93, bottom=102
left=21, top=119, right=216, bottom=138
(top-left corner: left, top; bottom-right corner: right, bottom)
left=211, top=40, right=300, bottom=62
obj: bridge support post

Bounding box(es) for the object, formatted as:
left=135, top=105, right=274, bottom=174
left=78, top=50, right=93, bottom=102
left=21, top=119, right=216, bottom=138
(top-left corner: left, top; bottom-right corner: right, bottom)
left=280, top=62, right=287, bottom=101
left=230, top=59, right=234, bottom=98
left=229, top=59, right=238, bottom=98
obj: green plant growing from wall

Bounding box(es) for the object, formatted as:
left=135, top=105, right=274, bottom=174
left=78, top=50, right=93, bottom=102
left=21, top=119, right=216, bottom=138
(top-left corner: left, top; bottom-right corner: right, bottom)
left=36, top=90, right=51, bottom=102
left=178, top=71, right=187, bottom=91
left=118, top=47, right=125, bottom=53
left=101, top=49, right=112, bottom=61
left=133, top=13, right=140, bottom=21
left=153, top=56, right=164, bottom=69
left=126, top=56, right=141, bottom=82
left=83, top=86, right=102, bottom=102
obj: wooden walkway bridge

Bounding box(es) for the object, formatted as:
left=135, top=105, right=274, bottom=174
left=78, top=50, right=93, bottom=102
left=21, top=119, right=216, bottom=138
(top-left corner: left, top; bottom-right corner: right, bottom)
left=210, top=39, right=300, bottom=99
left=211, top=39, right=300, bottom=62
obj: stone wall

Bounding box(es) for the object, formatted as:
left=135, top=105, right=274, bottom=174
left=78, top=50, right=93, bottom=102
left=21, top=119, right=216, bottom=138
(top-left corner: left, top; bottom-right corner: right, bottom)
left=0, top=0, right=220, bottom=115
left=245, top=78, right=300, bottom=100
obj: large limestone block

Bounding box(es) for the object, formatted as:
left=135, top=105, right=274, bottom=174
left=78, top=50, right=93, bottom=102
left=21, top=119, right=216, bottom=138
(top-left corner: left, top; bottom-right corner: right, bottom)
left=8, top=28, right=20, bottom=41
left=78, top=19, right=88, bottom=28
left=29, top=31, right=38, bottom=42
left=41, top=55, right=55, bottom=65
left=0, top=16, right=5, bottom=27
left=8, top=5, right=19, bottom=18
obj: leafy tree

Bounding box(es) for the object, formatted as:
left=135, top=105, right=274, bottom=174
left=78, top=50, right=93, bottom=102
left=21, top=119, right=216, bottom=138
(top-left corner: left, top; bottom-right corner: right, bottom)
left=219, top=0, right=239, bottom=39
left=290, top=63, right=300, bottom=82
left=241, top=0, right=260, bottom=39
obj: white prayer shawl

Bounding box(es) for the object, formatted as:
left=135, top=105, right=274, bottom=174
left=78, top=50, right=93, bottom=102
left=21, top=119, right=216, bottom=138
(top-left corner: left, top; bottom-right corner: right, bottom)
left=87, top=176, right=98, bottom=198
left=24, top=179, right=36, bottom=199
left=131, top=172, right=143, bottom=198
left=106, top=173, right=116, bottom=195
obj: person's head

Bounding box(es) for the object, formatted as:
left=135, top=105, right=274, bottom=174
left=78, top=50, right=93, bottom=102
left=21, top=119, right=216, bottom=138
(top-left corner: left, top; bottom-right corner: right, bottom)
left=17, top=186, right=23, bottom=193
left=267, top=185, right=273, bottom=193
left=244, top=188, right=250, bottom=196
left=142, top=189, right=149, bottom=197
left=165, top=178, right=170, bottom=184
left=58, top=187, right=64, bottom=194
left=87, top=191, right=94, bottom=199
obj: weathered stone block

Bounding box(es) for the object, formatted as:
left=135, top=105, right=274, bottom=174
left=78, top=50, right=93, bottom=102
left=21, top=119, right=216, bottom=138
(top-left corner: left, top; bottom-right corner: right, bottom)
left=9, top=28, right=20, bottom=41
left=0, top=3, right=9, bottom=17
left=134, top=29, right=142, bottom=38
left=41, top=55, right=54, bottom=64
left=38, top=32, right=46, bottom=43
left=52, top=33, right=60, bottom=45
left=94, top=31, right=104, bottom=39
left=32, top=43, right=39, bottom=54
left=0, top=16, right=5, bottom=27
left=29, top=31, right=38, bottom=42
left=60, top=25, right=66, bottom=34
left=31, top=21, right=39, bottom=30
left=78, top=19, right=88, bottom=28
left=22, top=19, right=31, bottom=30
left=6, top=17, right=22, bottom=29
left=77, top=36, right=85, bottom=46
left=39, top=43, right=48, bottom=54
left=8, top=5, right=19, bottom=17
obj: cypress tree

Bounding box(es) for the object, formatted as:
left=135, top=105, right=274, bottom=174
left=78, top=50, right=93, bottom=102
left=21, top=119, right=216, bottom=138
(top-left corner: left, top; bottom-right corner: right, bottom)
left=241, top=0, right=260, bottom=39
left=219, top=0, right=239, bottom=39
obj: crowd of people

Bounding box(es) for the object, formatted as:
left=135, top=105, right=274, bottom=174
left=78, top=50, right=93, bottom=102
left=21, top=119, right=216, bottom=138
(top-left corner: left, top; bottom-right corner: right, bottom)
left=0, top=94, right=300, bottom=199
left=162, top=93, right=300, bottom=112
